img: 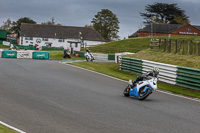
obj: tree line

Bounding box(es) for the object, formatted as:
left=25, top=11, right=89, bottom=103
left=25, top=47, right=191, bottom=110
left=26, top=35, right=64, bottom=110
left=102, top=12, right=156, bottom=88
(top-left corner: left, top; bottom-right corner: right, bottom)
left=0, top=2, right=190, bottom=41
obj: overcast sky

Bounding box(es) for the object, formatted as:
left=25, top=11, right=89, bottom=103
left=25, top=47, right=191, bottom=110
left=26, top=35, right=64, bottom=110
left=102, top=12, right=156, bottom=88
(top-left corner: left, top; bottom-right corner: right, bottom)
left=1, top=0, right=200, bottom=39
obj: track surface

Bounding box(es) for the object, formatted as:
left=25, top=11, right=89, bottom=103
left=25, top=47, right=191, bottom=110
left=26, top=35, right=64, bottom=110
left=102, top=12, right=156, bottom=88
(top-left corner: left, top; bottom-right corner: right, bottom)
left=0, top=58, right=200, bottom=133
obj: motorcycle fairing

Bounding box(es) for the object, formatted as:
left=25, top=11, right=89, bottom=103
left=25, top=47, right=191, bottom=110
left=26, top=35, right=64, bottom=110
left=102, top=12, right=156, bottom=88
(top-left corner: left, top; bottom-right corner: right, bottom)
left=129, top=86, right=139, bottom=97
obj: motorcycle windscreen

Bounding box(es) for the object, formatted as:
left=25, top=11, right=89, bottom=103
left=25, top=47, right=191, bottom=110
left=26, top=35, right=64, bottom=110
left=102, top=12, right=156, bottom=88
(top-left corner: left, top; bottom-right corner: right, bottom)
left=129, top=87, right=139, bottom=97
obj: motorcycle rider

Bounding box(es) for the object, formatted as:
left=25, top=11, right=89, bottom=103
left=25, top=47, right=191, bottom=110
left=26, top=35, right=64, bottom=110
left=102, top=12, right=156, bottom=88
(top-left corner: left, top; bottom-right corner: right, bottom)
left=132, top=67, right=159, bottom=87
left=85, top=48, right=94, bottom=60
left=86, top=48, right=91, bottom=53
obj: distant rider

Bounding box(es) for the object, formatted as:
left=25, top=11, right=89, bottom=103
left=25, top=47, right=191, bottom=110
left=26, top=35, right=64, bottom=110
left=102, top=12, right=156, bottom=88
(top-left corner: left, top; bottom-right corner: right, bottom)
left=132, top=67, right=159, bottom=86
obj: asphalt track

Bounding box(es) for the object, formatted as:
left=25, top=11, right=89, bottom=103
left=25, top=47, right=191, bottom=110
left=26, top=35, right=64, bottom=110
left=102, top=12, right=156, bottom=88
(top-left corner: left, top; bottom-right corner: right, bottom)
left=0, top=58, right=200, bottom=133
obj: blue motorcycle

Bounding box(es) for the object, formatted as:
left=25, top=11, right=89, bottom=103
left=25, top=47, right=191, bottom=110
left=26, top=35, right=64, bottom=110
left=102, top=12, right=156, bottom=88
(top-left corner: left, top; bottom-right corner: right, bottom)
left=123, top=77, right=158, bottom=100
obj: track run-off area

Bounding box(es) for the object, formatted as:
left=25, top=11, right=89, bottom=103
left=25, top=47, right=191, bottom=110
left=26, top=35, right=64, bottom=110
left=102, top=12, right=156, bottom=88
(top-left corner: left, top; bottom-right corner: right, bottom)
left=0, top=58, right=200, bottom=133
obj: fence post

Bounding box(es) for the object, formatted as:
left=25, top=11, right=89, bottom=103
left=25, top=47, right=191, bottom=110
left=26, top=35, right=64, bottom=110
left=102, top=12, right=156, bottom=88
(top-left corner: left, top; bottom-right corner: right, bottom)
left=198, top=43, right=200, bottom=56
left=168, top=39, right=172, bottom=53
left=189, top=40, right=193, bottom=55
left=175, top=40, right=178, bottom=54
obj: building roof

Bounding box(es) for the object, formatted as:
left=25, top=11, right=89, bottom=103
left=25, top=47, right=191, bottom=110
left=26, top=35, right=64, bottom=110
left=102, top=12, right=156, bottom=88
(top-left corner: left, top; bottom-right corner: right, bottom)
left=139, top=23, right=184, bottom=33
left=128, top=29, right=142, bottom=38
left=20, top=23, right=105, bottom=42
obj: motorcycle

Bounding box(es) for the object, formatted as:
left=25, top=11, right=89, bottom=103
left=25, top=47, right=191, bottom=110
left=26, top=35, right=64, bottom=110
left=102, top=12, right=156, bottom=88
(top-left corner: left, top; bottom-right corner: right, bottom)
left=85, top=52, right=94, bottom=62
left=63, top=51, right=71, bottom=58
left=123, top=77, right=157, bottom=100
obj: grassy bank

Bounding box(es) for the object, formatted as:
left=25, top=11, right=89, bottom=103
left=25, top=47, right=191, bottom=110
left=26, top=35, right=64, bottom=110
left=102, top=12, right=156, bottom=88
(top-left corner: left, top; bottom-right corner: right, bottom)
left=125, top=49, right=200, bottom=69
left=69, top=62, right=200, bottom=98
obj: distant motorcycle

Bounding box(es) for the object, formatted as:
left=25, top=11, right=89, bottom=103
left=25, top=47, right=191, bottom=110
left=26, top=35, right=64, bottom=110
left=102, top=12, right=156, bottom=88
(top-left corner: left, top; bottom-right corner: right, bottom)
left=123, top=77, right=158, bottom=100
left=63, top=50, right=71, bottom=58
left=85, top=51, right=94, bottom=62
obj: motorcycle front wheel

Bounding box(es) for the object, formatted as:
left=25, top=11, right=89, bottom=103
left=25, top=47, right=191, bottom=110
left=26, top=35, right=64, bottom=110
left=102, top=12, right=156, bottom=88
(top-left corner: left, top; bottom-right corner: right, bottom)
left=123, top=85, right=130, bottom=97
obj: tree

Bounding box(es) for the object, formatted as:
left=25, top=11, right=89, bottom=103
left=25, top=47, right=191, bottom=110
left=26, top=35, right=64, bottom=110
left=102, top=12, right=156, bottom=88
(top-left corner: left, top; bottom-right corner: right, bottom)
left=91, top=9, right=120, bottom=41
left=41, top=17, right=62, bottom=26
left=140, top=3, right=190, bottom=25
left=12, top=17, right=36, bottom=36
left=0, top=18, right=12, bottom=34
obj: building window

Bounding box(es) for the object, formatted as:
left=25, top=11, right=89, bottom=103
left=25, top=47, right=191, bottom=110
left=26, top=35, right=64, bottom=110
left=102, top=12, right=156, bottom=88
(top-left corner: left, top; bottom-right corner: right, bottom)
left=187, top=28, right=191, bottom=32
left=58, top=39, right=65, bottom=42
left=43, top=38, right=48, bottom=41
left=25, top=37, right=33, bottom=40
left=75, top=43, right=78, bottom=48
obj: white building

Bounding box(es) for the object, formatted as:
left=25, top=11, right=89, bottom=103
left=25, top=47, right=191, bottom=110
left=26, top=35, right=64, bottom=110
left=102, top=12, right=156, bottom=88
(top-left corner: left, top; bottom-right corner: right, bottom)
left=19, top=23, right=106, bottom=51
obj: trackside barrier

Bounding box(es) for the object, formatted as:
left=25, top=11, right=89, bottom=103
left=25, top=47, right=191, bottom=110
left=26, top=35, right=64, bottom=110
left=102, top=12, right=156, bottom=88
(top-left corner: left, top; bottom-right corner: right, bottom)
left=93, top=53, right=108, bottom=60
left=13, top=44, right=35, bottom=50
left=0, top=50, right=50, bottom=60
left=17, top=51, right=33, bottom=59
left=0, top=49, right=3, bottom=58
left=120, top=57, right=200, bottom=90
left=142, top=60, right=177, bottom=85
left=32, top=51, right=50, bottom=59
left=2, top=50, right=17, bottom=58
left=115, top=52, right=135, bottom=63
left=73, top=51, right=115, bottom=60
left=176, top=67, right=200, bottom=90
left=120, top=57, right=143, bottom=75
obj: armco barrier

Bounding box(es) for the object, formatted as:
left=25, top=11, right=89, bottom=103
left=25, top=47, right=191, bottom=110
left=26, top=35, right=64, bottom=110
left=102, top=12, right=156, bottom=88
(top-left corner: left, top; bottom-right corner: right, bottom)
left=142, top=60, right=177, bottom=85
left=108, top=54, right=115, bottom=60
left=120, top=57, right=200, bottom=90
left=74, top=51, right=115, bottom=60
left=120, top=57, right=143, bottom=75
left=32, top=51, right=50, bottom=59
left=2, top=50, right=17, bottom=58
left=176, top=67, right=200, bottom=90
left=93, top=53, right=108, bottom=60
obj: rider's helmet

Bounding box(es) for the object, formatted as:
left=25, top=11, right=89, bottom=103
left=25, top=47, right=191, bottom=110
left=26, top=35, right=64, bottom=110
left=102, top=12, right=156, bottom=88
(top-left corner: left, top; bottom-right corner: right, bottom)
left=86, top=48, right=89, bottom=52
left=153, top=67, right=159, bottom=77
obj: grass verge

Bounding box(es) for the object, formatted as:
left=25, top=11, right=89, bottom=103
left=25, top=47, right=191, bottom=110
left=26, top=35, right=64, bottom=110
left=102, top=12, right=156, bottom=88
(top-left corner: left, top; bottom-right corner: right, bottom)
left=0, top=124, right=18, bottom=133
left=0, top=44, right=9, bottom=49
left=68, top=62, right=200, bottom=99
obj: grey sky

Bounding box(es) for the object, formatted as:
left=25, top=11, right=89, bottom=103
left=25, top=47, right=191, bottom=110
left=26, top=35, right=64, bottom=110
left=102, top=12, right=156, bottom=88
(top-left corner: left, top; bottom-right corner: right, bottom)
left=1, top=0, right=200, bottom=39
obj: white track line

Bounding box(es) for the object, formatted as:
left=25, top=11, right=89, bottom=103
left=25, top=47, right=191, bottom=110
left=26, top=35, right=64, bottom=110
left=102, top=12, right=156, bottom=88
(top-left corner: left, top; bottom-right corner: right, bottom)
left=0, top=121, right=26, bottom=133
left=60, top=62, right=200, bottom=103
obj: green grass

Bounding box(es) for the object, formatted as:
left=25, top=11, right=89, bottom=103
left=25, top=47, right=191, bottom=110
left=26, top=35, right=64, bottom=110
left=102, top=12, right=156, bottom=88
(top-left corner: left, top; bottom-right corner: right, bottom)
left=69, top=62, right=200, bottom=98
left=124, top=48, right=200, bottom=69
left=82, top=37, right=152, bottom=54
left=0, top=44, right=9, bottom=49
left=83, top=36, right=200, bottom=54
left=0, top=124, right=18, bottom=133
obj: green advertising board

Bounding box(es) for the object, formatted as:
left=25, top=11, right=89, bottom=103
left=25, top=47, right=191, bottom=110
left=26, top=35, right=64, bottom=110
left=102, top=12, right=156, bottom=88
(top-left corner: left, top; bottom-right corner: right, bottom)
left=2, top=50, right=17, bottom=58
left=32, top=51, right=50, bottom=59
